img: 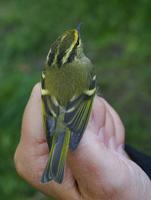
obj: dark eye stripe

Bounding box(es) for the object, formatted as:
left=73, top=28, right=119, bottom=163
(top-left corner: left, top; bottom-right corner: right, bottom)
left=57, top=49, right=66, bottom=67
left=67, top=46, right=76, bottom=63
left=47, top=37, right=61, bottom=66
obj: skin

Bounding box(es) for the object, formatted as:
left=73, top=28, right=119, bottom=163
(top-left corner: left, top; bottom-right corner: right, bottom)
left=14, top=83, right=151, bottom=200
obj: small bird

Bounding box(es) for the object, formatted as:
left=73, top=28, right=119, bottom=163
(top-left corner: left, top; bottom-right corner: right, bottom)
left=41, top=27, right=96, bottom=183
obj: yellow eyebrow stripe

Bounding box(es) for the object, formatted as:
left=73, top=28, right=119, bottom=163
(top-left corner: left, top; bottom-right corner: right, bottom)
left=62, top=30, right=78, bottom=65
left=51, top=32, right=71, bottom=66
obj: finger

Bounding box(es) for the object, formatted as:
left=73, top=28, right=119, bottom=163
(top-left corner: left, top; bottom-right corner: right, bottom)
left=68, top=95, right=116, bottom=167
left=100, top=97, right=125, bottom=146
left=68, top=128, right=112, bottom=198
left=92, top=96, right=116, bottom=145
left=90, top=96, right=106, bottom=133
left=104, top=108, right=116, bottom=146
left=68, top=97, right=112, bottom=188
left=21, top=83, right=45, bottom=144
left=68, top=97, right=124, bottom=197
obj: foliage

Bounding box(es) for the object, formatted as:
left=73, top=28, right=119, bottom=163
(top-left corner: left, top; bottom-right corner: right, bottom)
left=0, top=0, right=151, bottom=199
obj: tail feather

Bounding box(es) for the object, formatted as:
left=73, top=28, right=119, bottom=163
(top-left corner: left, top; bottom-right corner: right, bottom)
left=41, top=156, right=53, bottom=183
left=41, top=129, right=70, bottom=184
left=41, top=136, right=56, bottom=183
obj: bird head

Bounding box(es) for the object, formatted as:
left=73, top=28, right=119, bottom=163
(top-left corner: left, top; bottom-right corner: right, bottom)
left=46, top=28, right=83, bottom=68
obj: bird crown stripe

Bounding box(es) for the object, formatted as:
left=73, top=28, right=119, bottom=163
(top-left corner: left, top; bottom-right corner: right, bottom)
left=51, top=42, right=61, bottom=66
left=62, top=30, right=79, bottom=65
left=47, top=30, right=79, bottom=67
left=66, top=36, right=80, bottom=64
left=53, top=33, right=69, bottom=65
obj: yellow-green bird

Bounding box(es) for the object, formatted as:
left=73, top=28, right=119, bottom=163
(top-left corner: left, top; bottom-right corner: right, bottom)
left=41, top=27, right=96, bottom=183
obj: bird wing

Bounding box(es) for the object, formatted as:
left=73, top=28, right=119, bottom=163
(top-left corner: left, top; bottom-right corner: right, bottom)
left=41, top=71, right=70, bottom=183
left=41, top=70, right=96, bottom=183
left=41, top=71, right=59, bottom=149
left=64, top=74, right=96, bottom=150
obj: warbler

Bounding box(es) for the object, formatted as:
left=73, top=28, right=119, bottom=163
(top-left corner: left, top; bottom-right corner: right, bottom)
left=41, top=27, right=96, bottom=184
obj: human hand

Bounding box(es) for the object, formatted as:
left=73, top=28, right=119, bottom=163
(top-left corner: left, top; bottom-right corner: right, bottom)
left=14, top=83, right=151, bottom=200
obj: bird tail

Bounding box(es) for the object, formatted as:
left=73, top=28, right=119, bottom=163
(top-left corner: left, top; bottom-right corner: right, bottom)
left=41, top=128, right=70, bottom=184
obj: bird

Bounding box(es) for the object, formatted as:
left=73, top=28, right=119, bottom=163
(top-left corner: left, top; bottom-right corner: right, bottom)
left=41, top=27, right=96, bottom=184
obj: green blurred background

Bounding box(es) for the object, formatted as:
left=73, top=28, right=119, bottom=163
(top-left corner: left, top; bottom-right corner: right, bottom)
left=0, top=0, right=151, bottom=199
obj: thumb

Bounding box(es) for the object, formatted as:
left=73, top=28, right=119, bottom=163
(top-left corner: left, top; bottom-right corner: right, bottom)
left=68, top=96, right=125, bottom=185
left=68, top=97, right=110, bottom=180
left=20, top=83, right=45, bottom=145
